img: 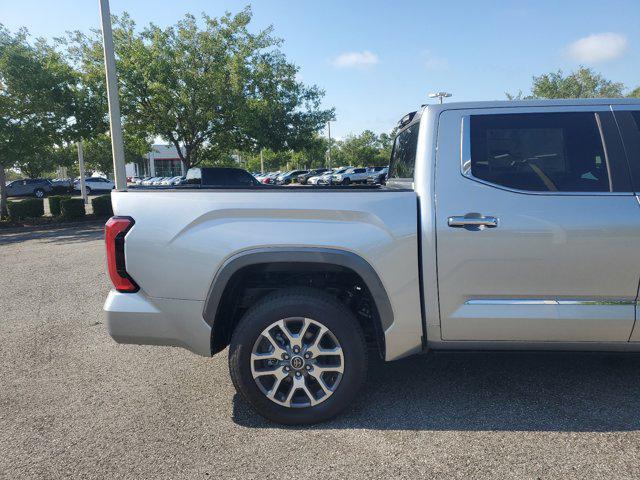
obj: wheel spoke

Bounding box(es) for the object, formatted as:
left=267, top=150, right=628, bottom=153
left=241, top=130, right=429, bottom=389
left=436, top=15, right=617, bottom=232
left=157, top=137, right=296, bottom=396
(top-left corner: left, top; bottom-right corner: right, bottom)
left=262, top=331, right=287, bottom=359
left=313, top=363, right=344, bottom=375
left=310, top=371, right=333, bottom=397
left=251, top=351, right=280, bottom=362
left=306, top=325, right=328, bottom=357
left=283, top=382, right=297, bottom=406
left=300, top=383, right=318, bottom=406
left=252, top=367, right=280, bottom=378
left=265, top=370, right=288, bottom=400
left=275, top=319, right=296, bottom=348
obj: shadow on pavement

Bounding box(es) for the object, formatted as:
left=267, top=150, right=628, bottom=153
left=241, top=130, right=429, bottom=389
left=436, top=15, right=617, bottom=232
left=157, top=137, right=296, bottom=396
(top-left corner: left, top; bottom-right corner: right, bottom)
left=0, top=224, right=104, bottom=245
left=232, top=352, right=640, bottom=431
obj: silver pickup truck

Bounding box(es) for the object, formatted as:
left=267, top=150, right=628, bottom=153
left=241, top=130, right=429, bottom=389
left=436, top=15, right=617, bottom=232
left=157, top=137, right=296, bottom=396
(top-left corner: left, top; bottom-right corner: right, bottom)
left=104, top=99, right=640, bottom=424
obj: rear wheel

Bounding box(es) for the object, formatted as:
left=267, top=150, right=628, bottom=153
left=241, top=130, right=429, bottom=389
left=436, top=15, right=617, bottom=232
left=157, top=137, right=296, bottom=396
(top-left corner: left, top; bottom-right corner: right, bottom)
left=85, top=186, right=92, bottom=195
left=228, top=288, right=368, bottom=424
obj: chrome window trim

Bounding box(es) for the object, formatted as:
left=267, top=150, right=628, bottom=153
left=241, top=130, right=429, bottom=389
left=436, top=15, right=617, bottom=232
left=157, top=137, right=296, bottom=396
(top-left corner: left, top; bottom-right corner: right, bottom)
left=464, top=299, right=634, bottom=306
left=459, top=110, right=634, bottom=197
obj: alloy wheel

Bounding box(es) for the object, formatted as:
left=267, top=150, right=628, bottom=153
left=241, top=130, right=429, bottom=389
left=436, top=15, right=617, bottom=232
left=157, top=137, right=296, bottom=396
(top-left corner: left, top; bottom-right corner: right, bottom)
left=250, top=317, right=344, bottom=408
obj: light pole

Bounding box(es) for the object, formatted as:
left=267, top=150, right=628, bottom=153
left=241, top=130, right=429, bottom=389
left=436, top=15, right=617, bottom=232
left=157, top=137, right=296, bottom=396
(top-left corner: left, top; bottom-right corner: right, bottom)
left=428, top=92, right=452, bottom=104
left=77, top=141, right=88, bottom=204
left=98, top=0, right=127, bottom=191
left=327, top=121, right=332, bottom=168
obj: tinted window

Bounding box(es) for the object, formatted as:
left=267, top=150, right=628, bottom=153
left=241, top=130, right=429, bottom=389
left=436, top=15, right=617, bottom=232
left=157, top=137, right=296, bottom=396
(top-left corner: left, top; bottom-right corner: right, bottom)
left=354, top=168, right=366, bottom=173
left=470, top=112, right=611, bottom=192
left=389, top=123, right=419, bottom=179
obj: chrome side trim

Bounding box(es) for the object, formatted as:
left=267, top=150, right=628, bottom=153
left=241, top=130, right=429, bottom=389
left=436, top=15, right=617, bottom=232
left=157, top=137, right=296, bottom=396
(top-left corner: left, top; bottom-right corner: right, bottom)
left=464, top=299, right=634, bottom=306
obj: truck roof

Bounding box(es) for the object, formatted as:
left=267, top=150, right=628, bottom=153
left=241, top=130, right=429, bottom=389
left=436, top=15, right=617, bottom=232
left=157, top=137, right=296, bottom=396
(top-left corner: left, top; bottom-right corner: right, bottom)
left=425, top=97, right=640, bottom=113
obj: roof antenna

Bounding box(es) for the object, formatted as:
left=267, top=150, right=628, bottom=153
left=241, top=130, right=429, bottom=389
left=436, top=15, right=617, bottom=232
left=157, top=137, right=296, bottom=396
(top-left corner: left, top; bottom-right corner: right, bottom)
left=428, top=92, right=452, bottom=104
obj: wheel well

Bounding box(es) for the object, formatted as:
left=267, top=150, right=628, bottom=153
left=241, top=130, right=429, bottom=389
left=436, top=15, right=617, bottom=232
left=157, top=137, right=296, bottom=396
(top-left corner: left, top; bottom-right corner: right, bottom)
left=208, top=262, right=386, bottom=358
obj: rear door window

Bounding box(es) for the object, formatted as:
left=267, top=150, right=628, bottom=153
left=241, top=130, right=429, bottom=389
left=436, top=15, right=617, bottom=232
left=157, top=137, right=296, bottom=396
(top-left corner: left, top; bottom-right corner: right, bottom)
left=469, top=112, right=630, bottom=193
left=613, top=110, right=640, bottom=192
left=389, top=122, right=419, bottom=179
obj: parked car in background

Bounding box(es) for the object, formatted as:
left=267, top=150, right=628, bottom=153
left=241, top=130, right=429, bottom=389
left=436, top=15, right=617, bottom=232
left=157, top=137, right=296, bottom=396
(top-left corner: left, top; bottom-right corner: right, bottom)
left=297, top=168, right=331, bottom=185
left=141, top=177, right=158, bottom=186
left=275, top=170, right=308, bottom=185
left=318, top=167, right=353, bottom=185
left=332, top=167, right=369, bottom=185
left=74, top=177, right=115, bottom=194
left=183, top=167, right=261, bottom=187
left=160, top=176, right=182, bottom=186
left=5, top=178, right=53, bottom=198
left=260, top=172, right=281, bottom=184
left=51, top=178, right=74, bottom=189
left=366, top=166, right=389, bottom=185
left=307, top=170, right=333, bottom=185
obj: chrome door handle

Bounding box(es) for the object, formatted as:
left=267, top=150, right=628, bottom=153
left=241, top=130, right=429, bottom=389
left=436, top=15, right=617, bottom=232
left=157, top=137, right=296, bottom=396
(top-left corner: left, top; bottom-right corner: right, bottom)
left=448, top=214, right=498, bottom=228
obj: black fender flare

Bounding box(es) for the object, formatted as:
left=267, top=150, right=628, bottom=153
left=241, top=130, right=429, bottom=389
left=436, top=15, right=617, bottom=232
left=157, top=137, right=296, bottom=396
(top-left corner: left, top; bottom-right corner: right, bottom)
left=202, top=247, right=394, bottom=351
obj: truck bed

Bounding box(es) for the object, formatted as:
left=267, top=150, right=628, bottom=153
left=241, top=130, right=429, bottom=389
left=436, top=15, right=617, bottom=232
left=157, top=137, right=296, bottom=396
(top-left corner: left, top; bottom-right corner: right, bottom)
left=110, top=187, right=423, bottom=360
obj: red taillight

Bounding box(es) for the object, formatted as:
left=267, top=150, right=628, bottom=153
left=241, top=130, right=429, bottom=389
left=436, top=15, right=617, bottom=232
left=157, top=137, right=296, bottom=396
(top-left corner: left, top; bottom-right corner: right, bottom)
left=105, top=216, right=138, bottom=292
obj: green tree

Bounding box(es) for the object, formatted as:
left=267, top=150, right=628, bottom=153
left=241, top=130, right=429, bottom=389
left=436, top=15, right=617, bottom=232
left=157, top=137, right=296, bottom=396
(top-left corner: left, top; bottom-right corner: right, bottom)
left=0, top=26, right=75, bottom=216
left=508, top=67, right=626, bottom=100
left=67, top=7, right=332, bottom=172
left=82, top=133, right=148, bottom=175
left=334, top=130, right=392, bottom=167
left=630, top=86, right=640, bottom=98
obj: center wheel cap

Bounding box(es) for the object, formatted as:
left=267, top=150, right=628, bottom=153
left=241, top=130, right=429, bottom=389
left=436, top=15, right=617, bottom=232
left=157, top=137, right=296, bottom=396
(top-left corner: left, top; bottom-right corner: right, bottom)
left=290, top=356, right=305, bottom=370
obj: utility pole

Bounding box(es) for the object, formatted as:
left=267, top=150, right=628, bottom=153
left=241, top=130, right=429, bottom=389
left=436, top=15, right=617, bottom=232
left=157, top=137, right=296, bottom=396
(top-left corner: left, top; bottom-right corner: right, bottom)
left=260, top=149, right=265, bottom=174
left=98, top=0, right=127, bottom=191
left=327, top=121, right=332, bottom=168
left=77, top=141, right=88, bottom=204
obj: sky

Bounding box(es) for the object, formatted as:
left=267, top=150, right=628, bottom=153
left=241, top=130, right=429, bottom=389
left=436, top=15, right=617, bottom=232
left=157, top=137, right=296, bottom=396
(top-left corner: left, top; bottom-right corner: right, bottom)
left=1, top=0, right=639, bottom=138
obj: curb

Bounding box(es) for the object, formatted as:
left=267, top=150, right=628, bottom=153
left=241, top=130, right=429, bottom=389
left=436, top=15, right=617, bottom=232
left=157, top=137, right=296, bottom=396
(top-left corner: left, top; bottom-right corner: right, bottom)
left=0, top=219, right=107, bottom=235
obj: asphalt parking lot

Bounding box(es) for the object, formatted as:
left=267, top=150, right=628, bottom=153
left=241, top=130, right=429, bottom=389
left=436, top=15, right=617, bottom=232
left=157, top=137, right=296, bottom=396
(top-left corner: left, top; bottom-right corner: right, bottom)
left=2, top=225, right=640, bottom=479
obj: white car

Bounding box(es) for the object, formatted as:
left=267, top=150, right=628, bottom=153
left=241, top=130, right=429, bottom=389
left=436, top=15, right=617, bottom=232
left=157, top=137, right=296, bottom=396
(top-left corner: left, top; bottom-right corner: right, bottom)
left=74, top=177, right=115, bottom=194
left=152, top=177, right=168, bottom=186
left=318, top=167, right=353, bottom=185
left=160, top=176, right=182, bottom=186
left=332, top=167, right=369, bottom=185
left=306, top=174, right=324, bottom=185
left=141, top=177, right=158, bottom=186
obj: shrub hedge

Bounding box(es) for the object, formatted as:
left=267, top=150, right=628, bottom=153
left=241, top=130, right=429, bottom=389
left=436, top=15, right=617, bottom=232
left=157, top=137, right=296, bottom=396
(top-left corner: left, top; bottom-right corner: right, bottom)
left=49, top=195, right=72, bottom=216
left=60, top=198, right=86, bottom=219
left=7, top=199, right=45, bottom=220
left=51, top=185, right=73, bottom=195
left=91, top=195, right=113, bottom=217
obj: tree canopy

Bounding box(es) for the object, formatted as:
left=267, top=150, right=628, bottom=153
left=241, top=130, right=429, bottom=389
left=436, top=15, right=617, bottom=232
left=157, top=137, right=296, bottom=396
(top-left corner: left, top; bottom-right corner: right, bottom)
left=66, top=7, right=333, bottom=171
left=0, top=26, right=77, bottom=215
left=507, top=67, right=637, bottom=100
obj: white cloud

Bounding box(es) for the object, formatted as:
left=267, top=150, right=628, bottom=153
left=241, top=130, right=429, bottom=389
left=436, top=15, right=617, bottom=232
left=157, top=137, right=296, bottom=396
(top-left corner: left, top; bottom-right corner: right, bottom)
left=331, top=51, right=379, bottom=69
left=566, top=33, right=628, bottom=63
left=423, top=50, right=448, bottom=70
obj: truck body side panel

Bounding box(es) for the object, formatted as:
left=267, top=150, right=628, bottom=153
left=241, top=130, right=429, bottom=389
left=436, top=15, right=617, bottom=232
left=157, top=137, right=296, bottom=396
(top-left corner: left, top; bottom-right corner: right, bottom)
left=110, top=190, right=422, bottom=360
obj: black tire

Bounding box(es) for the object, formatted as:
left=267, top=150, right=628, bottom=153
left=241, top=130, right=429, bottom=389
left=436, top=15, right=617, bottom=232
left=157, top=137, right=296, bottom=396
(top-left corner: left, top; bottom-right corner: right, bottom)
left=342, top=177, right=351, bottom=185
left=229, top=287, right=368, bottom=425
left=34, top=188, right=45, bottom=198
left=85, top=186, right=91, bottom=195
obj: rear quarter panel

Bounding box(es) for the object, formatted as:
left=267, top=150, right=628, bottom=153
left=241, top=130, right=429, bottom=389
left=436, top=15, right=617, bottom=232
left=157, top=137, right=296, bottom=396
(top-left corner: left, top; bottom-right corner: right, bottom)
left=111, top=189, right=423, bottom=359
